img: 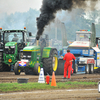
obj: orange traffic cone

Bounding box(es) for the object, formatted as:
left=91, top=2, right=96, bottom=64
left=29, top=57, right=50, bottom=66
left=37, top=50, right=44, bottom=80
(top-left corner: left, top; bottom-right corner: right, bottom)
left=51, top=71, right=56, bottom=86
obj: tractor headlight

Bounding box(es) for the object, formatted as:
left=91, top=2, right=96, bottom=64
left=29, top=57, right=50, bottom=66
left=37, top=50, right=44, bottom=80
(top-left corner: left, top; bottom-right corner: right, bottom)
left=27, top=56, right=31, bottom=58
left=23, top=55, right=26, bottom=58
left=5, top=46, right=9, bottom=48
left=11, top=46, right=15, bottom=48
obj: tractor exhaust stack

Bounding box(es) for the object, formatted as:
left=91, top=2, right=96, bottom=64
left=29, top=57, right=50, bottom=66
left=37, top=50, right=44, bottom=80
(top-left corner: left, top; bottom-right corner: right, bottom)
left=36, top=40, right=39, bottom=46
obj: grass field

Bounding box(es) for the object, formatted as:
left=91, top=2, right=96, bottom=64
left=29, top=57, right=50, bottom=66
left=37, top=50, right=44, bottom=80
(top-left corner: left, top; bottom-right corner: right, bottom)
left=0, top=81, right=97, bottom=93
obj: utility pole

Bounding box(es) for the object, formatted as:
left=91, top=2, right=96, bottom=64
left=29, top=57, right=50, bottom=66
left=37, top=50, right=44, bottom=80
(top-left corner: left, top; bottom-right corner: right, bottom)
left=61, top=22, right=68, bottom=47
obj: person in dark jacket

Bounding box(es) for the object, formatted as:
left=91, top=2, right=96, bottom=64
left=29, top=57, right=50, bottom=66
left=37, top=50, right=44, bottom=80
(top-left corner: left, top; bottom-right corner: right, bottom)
left=62, top=49, right=75, bottom=79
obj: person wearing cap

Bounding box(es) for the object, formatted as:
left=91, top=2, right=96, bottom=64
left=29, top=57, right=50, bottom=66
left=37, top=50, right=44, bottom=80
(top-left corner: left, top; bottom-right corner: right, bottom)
left=62, top=49, right=76, bottom=79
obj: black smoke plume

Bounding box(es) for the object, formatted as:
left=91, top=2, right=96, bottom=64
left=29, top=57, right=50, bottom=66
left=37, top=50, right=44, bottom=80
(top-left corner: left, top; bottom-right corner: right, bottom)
left=36, top=0, right=98, bottom=40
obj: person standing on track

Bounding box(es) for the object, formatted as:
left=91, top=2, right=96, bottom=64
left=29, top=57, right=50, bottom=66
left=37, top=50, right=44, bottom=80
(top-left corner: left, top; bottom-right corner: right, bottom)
left=62, top=49, right=76, bottom=79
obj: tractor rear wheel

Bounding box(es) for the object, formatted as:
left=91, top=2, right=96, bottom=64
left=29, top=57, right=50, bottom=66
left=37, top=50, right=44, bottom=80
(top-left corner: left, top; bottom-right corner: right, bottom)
left=0, top=63, right=3, bottom=71
left=14, top=63, right=21, bottom=75
left=3, top=64, right=11, bottom=71
left=0, top=52, right=3, bottom=72
left=0, top=63, right=3, bottom=72
left=43, top=49, right=58, bottom=75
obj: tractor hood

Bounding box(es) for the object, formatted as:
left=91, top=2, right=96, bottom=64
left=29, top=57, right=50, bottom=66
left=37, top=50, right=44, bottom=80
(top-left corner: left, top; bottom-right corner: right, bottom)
left=69, top=41, right=90, bottom=48
left=5, top=42, right=17, bottom=46
left=23, top=46, right=40, bottom=51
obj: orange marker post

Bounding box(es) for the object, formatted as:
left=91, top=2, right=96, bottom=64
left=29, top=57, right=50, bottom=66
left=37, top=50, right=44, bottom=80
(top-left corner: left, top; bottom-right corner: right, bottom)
left=51, top=71, right=56, bottom=86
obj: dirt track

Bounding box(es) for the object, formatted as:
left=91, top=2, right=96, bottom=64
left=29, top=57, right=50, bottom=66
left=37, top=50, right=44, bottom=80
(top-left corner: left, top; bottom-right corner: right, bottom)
left=0, top=72, right=100, bottom=100
left=0, top=72, right=100, bottom=83
left=0, top=89, right=100, bottom=100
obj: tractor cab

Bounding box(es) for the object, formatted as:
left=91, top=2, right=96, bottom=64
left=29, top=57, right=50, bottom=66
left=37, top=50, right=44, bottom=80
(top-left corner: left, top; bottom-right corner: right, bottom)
left=0, top=27, right=32, bottom=71
left=96, top=37, right=100, bottom=49
left=76, top=30, right=91, bottom=42
left=3, top=30, right=29, bottom=54
left=69, top=30, right=93, bottom=48
left=0, top=27, right=4, bottom=49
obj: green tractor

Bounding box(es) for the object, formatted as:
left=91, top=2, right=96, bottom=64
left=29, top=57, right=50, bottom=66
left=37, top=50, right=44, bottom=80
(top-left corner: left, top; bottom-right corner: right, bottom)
left=14, top=34, right=58, bottom=75
left=0, top=27, right=32, bottom=71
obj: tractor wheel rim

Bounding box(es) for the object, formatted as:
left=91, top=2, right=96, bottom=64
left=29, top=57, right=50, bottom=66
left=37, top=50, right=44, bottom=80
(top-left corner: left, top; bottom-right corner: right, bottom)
left=18, top=66, right=20, bottom=73
left=18, top=69, right=20, bottom=73
left=38, top=66, right=40, bottom=73
left=53, top=57, right=55, bottom=67
left=52, top=56, right=58, bottom=71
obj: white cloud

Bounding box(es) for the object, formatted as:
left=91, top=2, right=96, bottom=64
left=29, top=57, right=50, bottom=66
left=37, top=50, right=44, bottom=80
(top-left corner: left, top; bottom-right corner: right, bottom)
left=0, top=0, right=42, bottom=14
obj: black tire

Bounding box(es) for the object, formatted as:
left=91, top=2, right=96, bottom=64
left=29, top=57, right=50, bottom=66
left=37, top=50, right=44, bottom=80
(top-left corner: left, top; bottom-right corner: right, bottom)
left=3, top=64, right=11, bottom=71
left=0, top=62, right=4, bottom=72
left=43, top=49, right=58, bottom=75
left=7, top=66, right=11, bottom=71
left=25, top=68, right=33, bottom=75
left=14, top=63, right=20, bottom=75
left=74, top=64, right=78, bottom=73
left=85, top=64, right=89, bottom=74
left=0, top=63, right=3, bottom=72
left=25, top=65, right=40, bottom=75
left=89, top=64, right=94, bottom=74
left=94, top=67, right=100, bottom=73
left=0, top=52, right=3, bottom=72
left=25, top=68, right=29, bottom=75
left=55, top=59, right=65, bottom=75
left=34, top=63, right=41, bottom=75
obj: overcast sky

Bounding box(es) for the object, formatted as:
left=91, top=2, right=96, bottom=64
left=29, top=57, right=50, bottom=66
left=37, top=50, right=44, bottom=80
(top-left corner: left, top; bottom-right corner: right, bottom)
left=0, top=0, right=100, bottom=15
left=0, top=0, right=42, bottom=14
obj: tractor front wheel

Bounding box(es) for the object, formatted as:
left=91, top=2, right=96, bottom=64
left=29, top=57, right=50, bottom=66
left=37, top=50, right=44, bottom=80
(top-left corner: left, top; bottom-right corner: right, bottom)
left=14, top=63, right=21, bottom=75
left=34, top=63, right=41, bottom=75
